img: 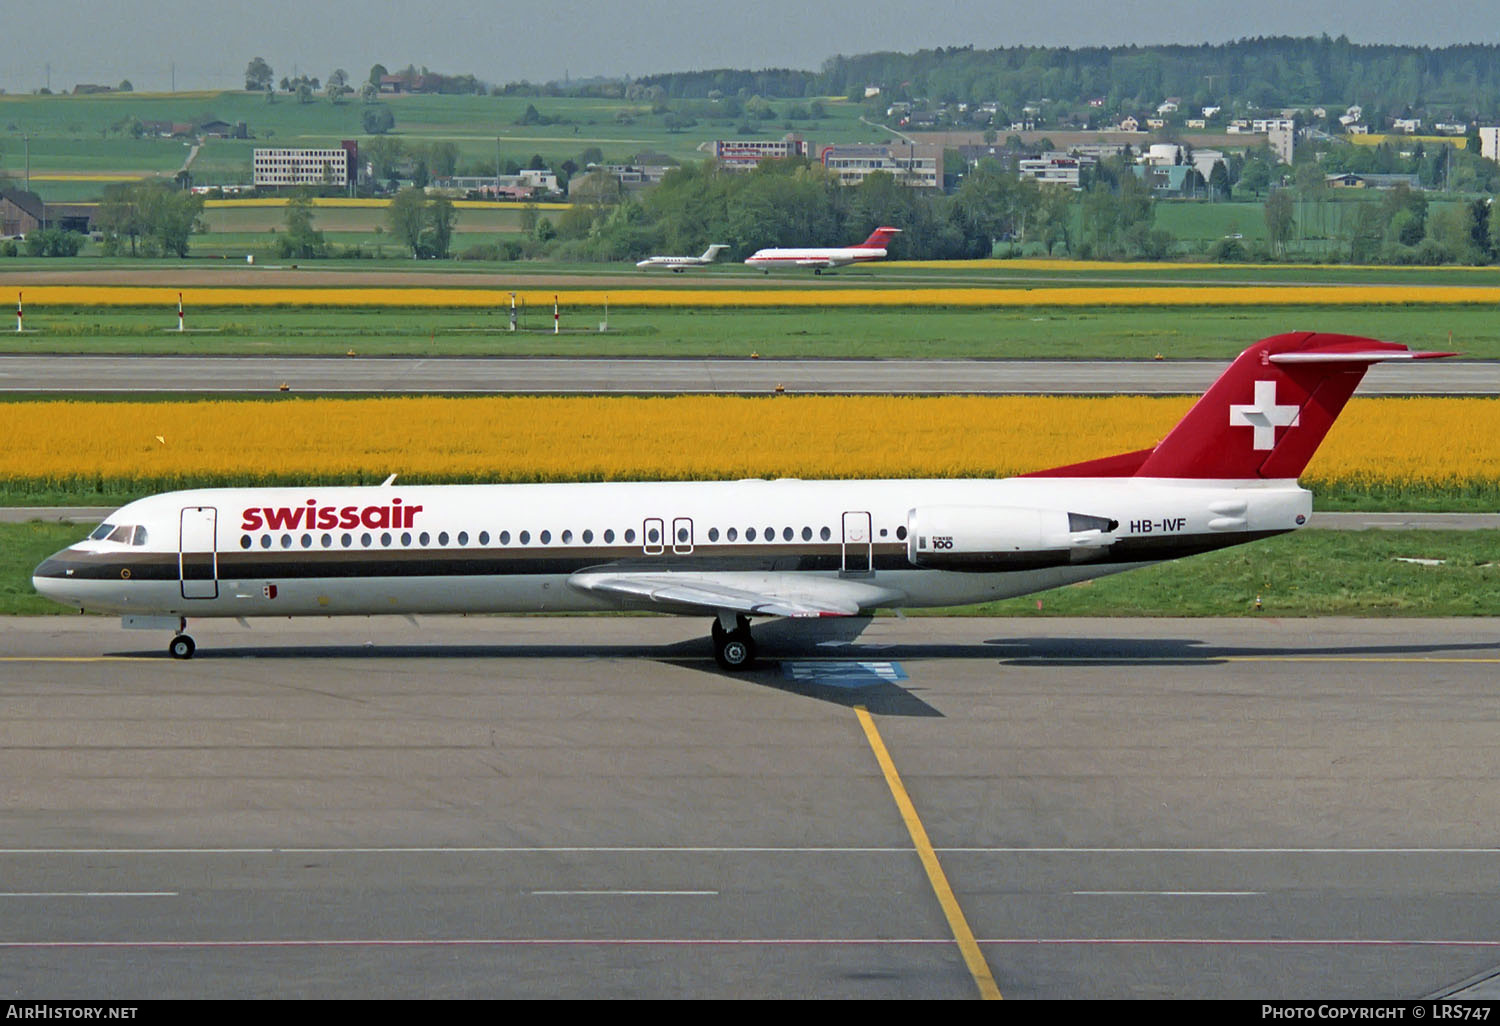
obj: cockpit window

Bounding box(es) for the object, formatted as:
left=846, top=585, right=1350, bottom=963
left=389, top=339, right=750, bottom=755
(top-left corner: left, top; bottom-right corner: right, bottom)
left=96, top=524, right=147, bottom=545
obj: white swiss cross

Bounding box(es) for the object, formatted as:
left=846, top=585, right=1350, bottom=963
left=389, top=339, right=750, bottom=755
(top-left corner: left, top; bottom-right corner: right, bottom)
left=1228, top=379, right=1300, bottom=450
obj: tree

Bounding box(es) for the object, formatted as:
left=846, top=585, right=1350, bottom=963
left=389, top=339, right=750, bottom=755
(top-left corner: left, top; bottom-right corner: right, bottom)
left=368, top=64, right=388, bottom=87
left=244, top=57, right=273, bottom=92
left=387, top=188, right=429, bottom=256
left=363, top=136, right=405, bottom=182
left=326, top=69, right=351, bottom=104
left=1264, top=189, right=1295, bottom=257
left=97, top=182, right=203, bottom=257
left=274, top=194, right=328, bottom=259
left=385, top=188, right=458, bottom=258
left=362, top=105, right=395, bottom=134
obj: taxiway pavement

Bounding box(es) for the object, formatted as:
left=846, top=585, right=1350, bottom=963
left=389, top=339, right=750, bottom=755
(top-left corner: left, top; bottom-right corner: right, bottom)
left=3, top=354, right=1497, bottom=395
left=2, top=615, right=1498, bottom=999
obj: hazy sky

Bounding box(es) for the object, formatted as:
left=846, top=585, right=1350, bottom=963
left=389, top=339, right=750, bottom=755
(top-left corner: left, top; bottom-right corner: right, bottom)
left=4, top=0, right=1498, bottom=94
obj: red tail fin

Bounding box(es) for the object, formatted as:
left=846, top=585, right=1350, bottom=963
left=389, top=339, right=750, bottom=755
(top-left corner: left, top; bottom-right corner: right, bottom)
left=857, top=226, right=901, bottom=249
left=1027, top=333, right=1453, bottom=481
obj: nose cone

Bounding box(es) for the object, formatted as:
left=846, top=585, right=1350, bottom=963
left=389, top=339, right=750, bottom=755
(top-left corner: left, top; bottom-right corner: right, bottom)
left=32, top=549, right=85, bottom=608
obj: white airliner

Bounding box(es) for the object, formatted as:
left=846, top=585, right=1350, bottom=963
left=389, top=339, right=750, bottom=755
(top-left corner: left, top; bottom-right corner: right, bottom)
left=635, top=244, right=728, bottom=271
left=744, top=227, right=900, bottom=273
left=32, top=332, right=1447, bottom=668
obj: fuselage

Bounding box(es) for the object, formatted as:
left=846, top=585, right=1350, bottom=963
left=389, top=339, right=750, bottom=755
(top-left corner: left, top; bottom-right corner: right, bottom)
left=32, top=476, right=1310, bottom=620
left=743, top=246, right=888, bottom=270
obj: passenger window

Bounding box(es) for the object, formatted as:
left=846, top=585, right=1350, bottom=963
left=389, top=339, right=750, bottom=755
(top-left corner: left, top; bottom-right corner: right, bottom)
left=322, top=533, right=333, bottom=547
left=801, top=527, right=812, bottom=541
left=479, top=531, right=489, bottom=545
left=438, top=531, right=450, bottom=545
left=727, top=527, right=738, bottom=541
left=562, top=530, right=573, bottom=543
left=896, top=526, right=907, bottom=540
left=540, top=530, right=551, bottom=544
left=820, top=526, right=831, bottom=541
left=782, top=527, right=793, bottom=541
left=603, top=529, right=614, bottom=543
left=361, top=532, right=372, bottom=547
left=341, top=533, right=353, bottom=548
left=499, top=531, right=511, bottom=545
left=457, top=531, right=469, bottom=545
left=624, top=528, right=635, bottom=543
left=582, top=529, right=593, bottom=543
left=419, top=531, right=430, bottom=546
left=300, top=533, right=312, bottom=548
left=240, top=535, right=252, bottom=549
left=746, top=527, right=756, bottom=541
left=261, top=535, right=273, bottom=549
left=381, top=532, right=392, bottom=547
left=707, top=527, right=719, bottom=542
left=401, top=532, right=412, bottom=546
left=520, top=531, right=531, bottom=544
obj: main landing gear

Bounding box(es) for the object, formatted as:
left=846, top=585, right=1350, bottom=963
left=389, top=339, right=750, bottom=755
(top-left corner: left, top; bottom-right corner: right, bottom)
left=711, top=614, right=757, bottom=671
left=168, top=634, right=196, bottom=660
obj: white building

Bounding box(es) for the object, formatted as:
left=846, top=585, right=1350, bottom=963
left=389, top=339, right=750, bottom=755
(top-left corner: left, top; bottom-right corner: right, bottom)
left=819, top=144, right=941, bottom=188
left=1017, top=154, right=1091, bottom=187
left=715, top=133, right=810, bottom=171
left=1268, top=124, right=1295, bottom=166
left=1480, top=127, right=1500, bottom=162
left=252, top=144, right=358, bottom=188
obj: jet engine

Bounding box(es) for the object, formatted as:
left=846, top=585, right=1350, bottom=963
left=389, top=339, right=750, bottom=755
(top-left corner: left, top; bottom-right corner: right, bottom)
left=906, top=506, right=1118, bottom=570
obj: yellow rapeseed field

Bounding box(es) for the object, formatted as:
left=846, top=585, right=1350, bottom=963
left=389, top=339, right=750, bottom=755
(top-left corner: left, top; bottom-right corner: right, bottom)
left=0, top=396, right=1493, bottom=492
left=19, top=284, right=1500, bottom=309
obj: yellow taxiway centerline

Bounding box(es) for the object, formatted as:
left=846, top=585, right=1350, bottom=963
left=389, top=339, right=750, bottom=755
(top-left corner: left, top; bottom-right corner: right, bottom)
left=855, top=704, right=1002, bottom=1000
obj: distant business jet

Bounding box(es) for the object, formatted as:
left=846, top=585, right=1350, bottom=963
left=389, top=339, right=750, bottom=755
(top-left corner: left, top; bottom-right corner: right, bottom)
left=32, top=333, right=1449, bottom=669
left=636, top=244, right=728, bottom=271
left=744, top=226, right=900, bottom=273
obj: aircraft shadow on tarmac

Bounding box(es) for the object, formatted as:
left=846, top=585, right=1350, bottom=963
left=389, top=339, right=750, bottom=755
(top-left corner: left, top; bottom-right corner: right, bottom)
left=101, top=620, right=1494, bottom=716
left=981, top=634, right=1500, bottom=665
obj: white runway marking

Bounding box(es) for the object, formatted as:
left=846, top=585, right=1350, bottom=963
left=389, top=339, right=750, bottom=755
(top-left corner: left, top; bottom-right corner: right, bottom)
left=0, top=891, right=178, bottom=898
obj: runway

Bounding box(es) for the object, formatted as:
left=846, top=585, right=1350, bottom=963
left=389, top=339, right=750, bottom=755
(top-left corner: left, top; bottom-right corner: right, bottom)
left=2, top=354, right=1498, bottom=395
left=3, top=614, right=1499, bottom=999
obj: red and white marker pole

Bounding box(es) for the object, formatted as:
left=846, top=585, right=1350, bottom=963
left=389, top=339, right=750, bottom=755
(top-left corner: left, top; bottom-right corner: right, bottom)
left=553, top=294, right=559, bottom=335
left=15, top=292, right=21, bottom=334
left=177, top=292, right=185, bottom=332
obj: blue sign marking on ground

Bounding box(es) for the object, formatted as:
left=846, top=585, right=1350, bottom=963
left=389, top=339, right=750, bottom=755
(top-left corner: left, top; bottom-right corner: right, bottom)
left=780, top=661, right=908, bottom=689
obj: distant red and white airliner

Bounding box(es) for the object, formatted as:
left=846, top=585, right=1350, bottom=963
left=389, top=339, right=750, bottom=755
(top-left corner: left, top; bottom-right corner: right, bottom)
left=32, top=332, right=1449, bottom=667
left=744, top=226, right=900, bottom=273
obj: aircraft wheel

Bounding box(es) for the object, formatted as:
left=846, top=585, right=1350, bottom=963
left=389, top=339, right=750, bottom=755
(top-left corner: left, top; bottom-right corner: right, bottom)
left=714, top=629, right=756, bottom=671
left=168, top=634, right=196, bottom=660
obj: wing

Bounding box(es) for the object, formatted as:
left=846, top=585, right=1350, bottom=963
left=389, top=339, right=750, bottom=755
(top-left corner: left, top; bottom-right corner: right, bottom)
left=568, top=569, right=900, bottom=619
left=794, top=257, right=838, bottom=268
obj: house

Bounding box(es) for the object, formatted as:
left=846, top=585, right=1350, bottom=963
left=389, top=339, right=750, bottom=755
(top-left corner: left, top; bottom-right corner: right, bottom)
left=1186, top=118, right=1206, bottom=129
left=1392, top=118, right=1422, bottom=133
left=1118, top=116, right=1140, bottom=132
left=1326, top=172, right=1421, bottom=189
left=0, top=188, right=45, bottom=237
